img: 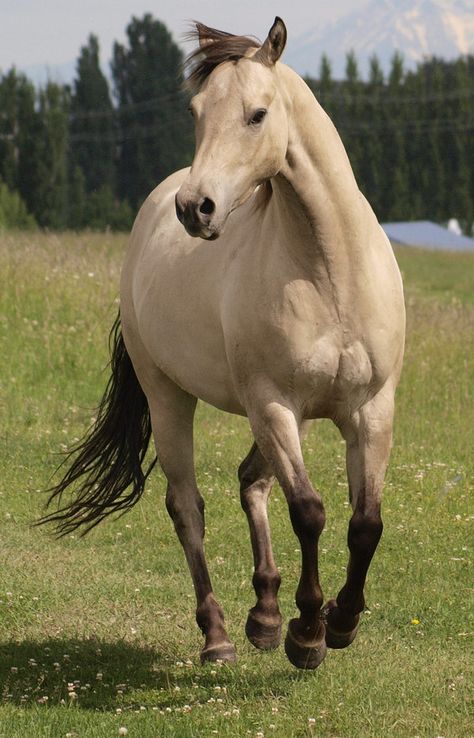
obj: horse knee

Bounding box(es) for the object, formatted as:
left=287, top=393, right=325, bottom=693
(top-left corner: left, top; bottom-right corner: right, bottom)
left=288, top=487, right=325, bottom=540
left=348, top=509, right=383, bottom=557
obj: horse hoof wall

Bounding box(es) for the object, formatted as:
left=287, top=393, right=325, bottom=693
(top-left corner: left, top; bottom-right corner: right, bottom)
left=284, top=618, right=327, bottom=670
left=245, top=610, right=282, bottom=651
left=323, top=600, right=359, bottom=649
left=200, top=642, right=237, bottom=665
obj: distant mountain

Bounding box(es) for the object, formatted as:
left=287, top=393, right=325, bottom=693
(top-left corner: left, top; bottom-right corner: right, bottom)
left=286, top=0, right=474, bottom=79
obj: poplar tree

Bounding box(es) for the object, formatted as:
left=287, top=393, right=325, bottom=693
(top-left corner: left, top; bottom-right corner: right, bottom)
left=318, top=54, right=334, bottom=116
left=70, top=34, right=116, bottom=194
left=34, top=82, right=70, bottom=228
left=382, top=53, right=409, bottom=221
left=341, top=51, right=364, bottom=182
left=112, top=14, right=193, bottom=208
left=361, top=55, right=385, bottom=216
left=0, top=69, right=39, bottom=210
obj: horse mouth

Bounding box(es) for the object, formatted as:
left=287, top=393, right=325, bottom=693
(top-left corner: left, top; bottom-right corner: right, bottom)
left=183, top=222, right=220, bottom=240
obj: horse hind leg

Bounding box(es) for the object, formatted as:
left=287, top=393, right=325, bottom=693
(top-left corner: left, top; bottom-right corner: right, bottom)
left=324, top=386, right=394, bottom=649
left=145, top=369, right=236, bottom=664
left=238, top=443, right=282, bottom=650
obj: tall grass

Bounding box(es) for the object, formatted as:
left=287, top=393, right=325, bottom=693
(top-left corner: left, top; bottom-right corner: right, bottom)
left=0, top=233, right=472, bottom=737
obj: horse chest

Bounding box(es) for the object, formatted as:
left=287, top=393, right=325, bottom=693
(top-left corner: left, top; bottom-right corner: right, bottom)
left=230, top=305, right=375, bottom=416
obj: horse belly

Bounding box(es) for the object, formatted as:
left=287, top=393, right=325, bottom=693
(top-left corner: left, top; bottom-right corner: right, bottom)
left=150, top=327, right=246, bottom=415
left=133, top=265, right=245, bottom=415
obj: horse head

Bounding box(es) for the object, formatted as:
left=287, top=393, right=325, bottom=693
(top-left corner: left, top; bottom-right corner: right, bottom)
left=175, top=18, right=288, bottom=240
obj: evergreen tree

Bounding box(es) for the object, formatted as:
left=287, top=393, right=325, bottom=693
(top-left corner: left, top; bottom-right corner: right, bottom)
left=340, top=51, right=364, bottom=183
left=318, top=54, right=334, bottom=115
left=83, top=186, right=134, bottom=230
left=70, top=34, right=116, bottom=194
left=368, top=55, right=384, bottom=88
left=0, top=69, right=38, bottom=204
left=388, top=51, right=405, bottom=89
left=112, top=14, right=193, bottom=208
left=385, top=129, right=410, bottom=221
left=360, top=55, right=385, bottom=215
left=0, top=70, right=21, bottom=189
left=68, top=165, right=87, bottom=229
left=380, top=54, right=409, bottom=221
left=34, top=82, right=70, bottom=228
left=443, top=58, right=472, bottom=231
left=423, top=59, right=447, bottom=221
left=0, top=178, right=36, bottom=229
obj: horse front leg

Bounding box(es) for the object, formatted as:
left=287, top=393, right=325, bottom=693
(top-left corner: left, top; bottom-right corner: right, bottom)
left=147, top=374, right=236, bottom=664
left=238, top=443, right=282, bottom=650
left=238, top=421, right=313, bottom=651
left=324, top=386, right=394, bottom=649
left=248, top=398, right=326, bottom=670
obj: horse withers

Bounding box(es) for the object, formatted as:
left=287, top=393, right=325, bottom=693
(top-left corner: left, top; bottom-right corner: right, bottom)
left=41, top=18, right=405, bottom=669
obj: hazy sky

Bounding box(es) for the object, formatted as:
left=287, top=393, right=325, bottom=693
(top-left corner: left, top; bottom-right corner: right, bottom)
left=0, top=0, right=370, bottom=72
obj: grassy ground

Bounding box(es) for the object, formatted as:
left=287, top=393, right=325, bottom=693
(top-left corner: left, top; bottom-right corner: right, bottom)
left=0, top=232, right=472, bottom=738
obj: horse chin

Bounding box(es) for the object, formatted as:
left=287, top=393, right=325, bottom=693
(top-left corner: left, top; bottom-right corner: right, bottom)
left=199, top=226, right=221, bottom=241
left=197, top=219, right=225, bottom=241
left=184, top=223, right=220, bottom=240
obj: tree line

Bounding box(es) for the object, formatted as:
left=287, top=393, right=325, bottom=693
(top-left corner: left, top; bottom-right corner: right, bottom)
left=306, top=51, right=473, bottom=231
left=0, top=14, right=472, bottom=233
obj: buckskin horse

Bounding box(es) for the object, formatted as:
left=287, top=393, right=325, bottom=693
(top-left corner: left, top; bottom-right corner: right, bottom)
left=41, top=18, right=405, bottom=669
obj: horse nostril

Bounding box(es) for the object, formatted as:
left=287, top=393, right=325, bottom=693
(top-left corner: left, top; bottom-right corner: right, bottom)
left=199, top=198, right=215, bottom=216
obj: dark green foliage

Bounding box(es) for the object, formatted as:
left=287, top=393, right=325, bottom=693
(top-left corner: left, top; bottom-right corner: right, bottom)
left=307, top=52, right=473, bottom=233
left=0, top=178, right=36, bottom=229
left=70, top=34, right=116, bottom=194
left=0, top=69, right=39, bottom=215
left=83, top=186, right=134, bottom=231
left=0, top=14, right=190, bottom=230
left=111, top=14, right=193, bottom=209
left=68, top=165, right=134, bottom=231
left=68, top=34, right=134, bottom=230
left=34, top=82, right=70, bottom=228
left=0, top=77, right=70, bottom=228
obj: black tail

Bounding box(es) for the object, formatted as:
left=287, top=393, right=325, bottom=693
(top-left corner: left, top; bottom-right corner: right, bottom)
left=38, top=313, right=156, bottom=536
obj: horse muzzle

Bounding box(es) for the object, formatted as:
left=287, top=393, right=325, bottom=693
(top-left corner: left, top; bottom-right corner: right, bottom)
left=175, top=192, right=220, bottom=240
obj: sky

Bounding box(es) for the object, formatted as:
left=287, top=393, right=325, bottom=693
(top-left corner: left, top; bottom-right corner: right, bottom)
left=0, top=0, right=370, bottom=76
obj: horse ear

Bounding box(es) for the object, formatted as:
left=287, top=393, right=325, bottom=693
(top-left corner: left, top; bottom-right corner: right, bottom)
left=256, top=17, right=287, bottom=65
left=196, top=22, right=217, bottom=49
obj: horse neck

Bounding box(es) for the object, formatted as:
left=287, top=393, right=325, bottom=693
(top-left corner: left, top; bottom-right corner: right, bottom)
left=271, top=65, right=369, bottom=278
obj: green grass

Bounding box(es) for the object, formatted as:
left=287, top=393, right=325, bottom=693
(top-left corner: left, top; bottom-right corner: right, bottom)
left=0, top=233, right=472, bottom=737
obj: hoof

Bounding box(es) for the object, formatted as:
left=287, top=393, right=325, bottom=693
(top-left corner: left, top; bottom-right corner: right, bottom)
left=200, top=642, right=237, bottom=664
left=245, top=609, right=282, bottom=651
left=284, top=618, right=327, bottom=670
left=323, top=600, right=359, bottom=649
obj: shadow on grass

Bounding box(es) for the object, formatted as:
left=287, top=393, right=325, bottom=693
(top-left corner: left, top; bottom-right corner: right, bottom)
left=0, top=638, right=302, bottom=710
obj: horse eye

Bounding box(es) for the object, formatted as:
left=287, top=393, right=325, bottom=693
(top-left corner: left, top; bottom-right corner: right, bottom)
left=188, top=106, right=194, bottom=118
left=249, top=108, right=267, bottom=126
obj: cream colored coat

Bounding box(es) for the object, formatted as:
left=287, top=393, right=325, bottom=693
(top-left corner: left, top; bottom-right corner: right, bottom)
left=119, top=19, right=405, bottom=668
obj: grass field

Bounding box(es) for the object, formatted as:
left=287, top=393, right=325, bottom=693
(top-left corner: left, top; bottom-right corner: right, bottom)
left=0, top=232, right=472, bottom=738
